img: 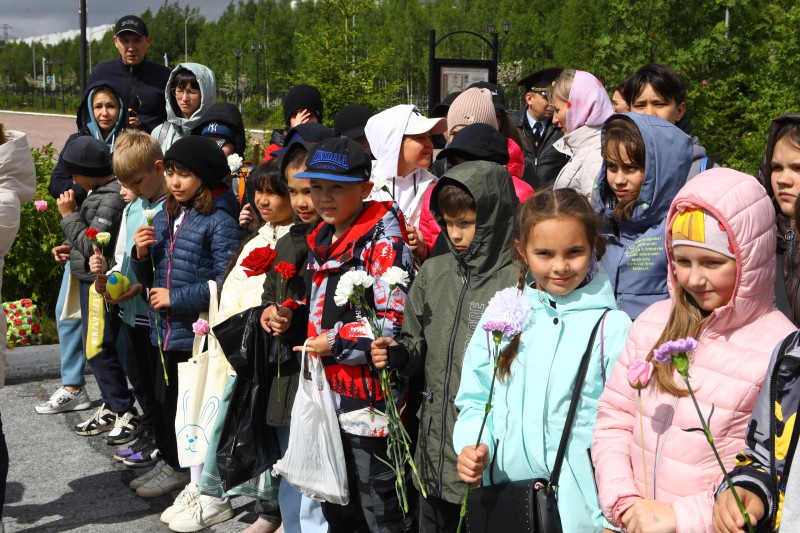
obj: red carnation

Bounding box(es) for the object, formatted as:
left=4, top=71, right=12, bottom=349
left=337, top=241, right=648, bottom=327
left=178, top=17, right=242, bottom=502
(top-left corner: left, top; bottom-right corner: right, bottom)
left=240, top=246, right=277, bottom=277
left=275, top=261, right=297, bottom=280
left=281, top=298, right=300, bottom=311
left=86, top=228, right=99, bottom=240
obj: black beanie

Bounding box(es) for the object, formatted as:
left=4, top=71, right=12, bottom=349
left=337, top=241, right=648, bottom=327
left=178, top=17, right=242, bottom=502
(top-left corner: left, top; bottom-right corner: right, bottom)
left=61, top=136, right=113, bottom=177
left=164, top=136, right=230, bottom=189
left=283, top=84, right=323, bottom=124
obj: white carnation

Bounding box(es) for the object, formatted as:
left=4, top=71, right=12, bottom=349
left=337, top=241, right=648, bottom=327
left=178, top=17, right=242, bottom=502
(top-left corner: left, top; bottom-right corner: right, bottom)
left=372, top=174, right=389, bottom=192
left=382, top=266, right=409, bottom=288
left=227, top=153, right=243, bottom=172
left=142, top=208, right=159, bottom=224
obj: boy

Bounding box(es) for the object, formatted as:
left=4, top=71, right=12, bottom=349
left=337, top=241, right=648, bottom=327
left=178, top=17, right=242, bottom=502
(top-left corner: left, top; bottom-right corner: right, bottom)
left=54, top=137, right=136, bottom=440
left=364, top=104, right=447, bottom=262
left=371, top=160, right=519, bottom=532
left=90, top=131, right=168, bottom=474
left=285, top=137, right=416, bottom=531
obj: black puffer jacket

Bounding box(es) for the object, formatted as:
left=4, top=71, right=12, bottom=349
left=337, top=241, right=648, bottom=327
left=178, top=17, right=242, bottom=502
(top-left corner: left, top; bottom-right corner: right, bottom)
left=512, top=109, right=569, bottom=189
left=756, top=113, right=800, bottom=326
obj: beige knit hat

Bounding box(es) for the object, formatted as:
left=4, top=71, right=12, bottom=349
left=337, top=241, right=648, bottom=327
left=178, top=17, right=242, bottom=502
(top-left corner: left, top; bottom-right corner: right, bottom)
left=446, top=88, right=499, bottom=134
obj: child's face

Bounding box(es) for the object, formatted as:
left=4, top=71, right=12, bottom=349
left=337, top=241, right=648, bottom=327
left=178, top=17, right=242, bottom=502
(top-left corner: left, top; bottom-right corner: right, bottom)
left=92, top=91, right=120, bottom=136
left=398, top=132, right=433, bottom=175
left=611, top=90, right=630, bottom=113
left=166, top=165, right=203, bottom=202
left=286, top=167, right=317, bottom=223
left=72, top=174, right=101, bottom=192
left=442, top=210, right=476, bottom=253
left=309, top=178, right=373, bottom=236
left=770, top=137, right=800, bottom=217
left=174, top=85, right=201, bottom=118
left=551, top=96, right=569, bottom=133
left=124, top=161, right=167, bottom=202
left=606, top=145, right=645, bottom=200
left=673, top=245, right=737, bottom=312
left=517, top=216, right=592, bottom=296
left=255, top=187, right=293, bottom=225
left=630, top=83, right=686, bottom=124
left=206, top=135, right=236, bottom=157
left=119, top=185, right=137, bottom=204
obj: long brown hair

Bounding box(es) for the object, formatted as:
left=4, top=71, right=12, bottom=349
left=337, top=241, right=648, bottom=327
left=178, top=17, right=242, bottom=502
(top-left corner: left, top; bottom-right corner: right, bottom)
left=164, top=160, right=214, bottom=218
left=498, top=187, right=604, bottom=381
left=602, top=116, right=646, bottom=220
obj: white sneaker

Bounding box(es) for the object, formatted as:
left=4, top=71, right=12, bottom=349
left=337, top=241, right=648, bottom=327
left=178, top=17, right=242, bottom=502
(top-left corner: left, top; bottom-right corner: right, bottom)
left=136, top=464, right=189, bottom=498
left=160, top=482, right=200, bottom=524
left=169, top=495, right=234, bottom=532
left=129, top=460, right=165, bottom=490
left=35, top=386, right=92, bottom=414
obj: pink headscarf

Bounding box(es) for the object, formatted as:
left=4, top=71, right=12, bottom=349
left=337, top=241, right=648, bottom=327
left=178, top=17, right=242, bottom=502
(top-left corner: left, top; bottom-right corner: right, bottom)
left=565, top=70, right=614, bottom=134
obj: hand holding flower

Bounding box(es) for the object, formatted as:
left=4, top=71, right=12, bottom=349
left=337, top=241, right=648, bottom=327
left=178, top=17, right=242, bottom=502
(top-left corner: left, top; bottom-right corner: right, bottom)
left=89, top=246, right=108, bottom=273
left=370, top=337, right=399, bottom=370
left=457, top=444, right=489, bottom=485
left=149, top=288, right=170, bottom=310
left=713, top=487, right=763, bottom=533
left=134, top=226, right=156, bottom=259
left=261, top=305, right=292, bottom=335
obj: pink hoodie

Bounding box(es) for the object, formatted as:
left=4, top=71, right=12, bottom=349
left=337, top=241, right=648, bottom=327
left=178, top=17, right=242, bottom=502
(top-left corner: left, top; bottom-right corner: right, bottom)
left=592, top=168, right=795, bottom=532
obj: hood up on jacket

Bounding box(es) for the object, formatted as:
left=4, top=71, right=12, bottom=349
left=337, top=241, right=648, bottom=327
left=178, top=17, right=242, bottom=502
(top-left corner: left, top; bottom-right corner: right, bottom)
left=665, top=168, right=777, bottom=334
left=429, top=160, right=517, bottom=279
left=76, top=79, right=129, bottom=150
left=190, top=102, right=246, bottom=155
left=364, top=104, right=417, bottom=179
left=595, top=113, right=693, bottom=230
left=162, top=62, right=216, bottom=134
left=565, top=71, right=614, bottom=134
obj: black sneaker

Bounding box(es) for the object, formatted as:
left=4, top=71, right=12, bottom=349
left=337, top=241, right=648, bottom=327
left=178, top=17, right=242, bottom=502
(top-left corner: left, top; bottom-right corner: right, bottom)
left=73, top=404, right=116, bottom=436
left=123, top=440, right=161, bottom=468
left=106, top=409, right=143, bottom=445
left=114, top=433, right=150, bottom=462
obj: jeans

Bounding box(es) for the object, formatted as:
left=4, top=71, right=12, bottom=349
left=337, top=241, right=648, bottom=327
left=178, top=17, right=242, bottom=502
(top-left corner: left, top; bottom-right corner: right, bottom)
left=275, top=426, right=328, bottom=533
left=55, top=264, right=86, bottom=387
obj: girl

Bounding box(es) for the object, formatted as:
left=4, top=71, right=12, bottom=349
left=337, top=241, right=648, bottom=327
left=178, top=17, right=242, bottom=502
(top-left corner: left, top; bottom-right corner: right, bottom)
left=550, top=69, right=614, bottom=202
left=594, top=113, right=693, bottom=320
left=454, top=187, right=632, bottom=532
left=131, top=136, right=241, bottom=501
left=151, top=63, right=216, bottom=152
left=756, top=114, right=800, bottom=325
left=592, top=168, right=795, bottom=533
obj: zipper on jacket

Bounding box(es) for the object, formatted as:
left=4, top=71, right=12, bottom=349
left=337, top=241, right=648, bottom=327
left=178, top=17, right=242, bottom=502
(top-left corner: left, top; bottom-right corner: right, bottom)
left=437, top=268, right=469, bottom=491
left=162, top=208, right=190, bottom=350
left=769, top=336, right=794, bottom=531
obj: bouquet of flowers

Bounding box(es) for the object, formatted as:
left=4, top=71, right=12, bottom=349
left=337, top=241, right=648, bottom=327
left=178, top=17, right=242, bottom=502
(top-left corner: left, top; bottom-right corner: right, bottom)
left=333, top=267, right=423, bottom=513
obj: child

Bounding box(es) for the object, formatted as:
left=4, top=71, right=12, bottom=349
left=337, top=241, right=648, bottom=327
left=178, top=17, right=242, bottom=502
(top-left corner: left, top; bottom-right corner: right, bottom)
left=238, top=159, right=294, bottom=236
left=53, top=137, right=136, bottom=440
left=756, top=114, right=800, bottom=325
left=370, top=159, right=521, bottom=532
left=151, top=63, right=216, bottom=151
left=454, top=187, right=632, bottom=533
left=365, top=104, right=447, bottom=261
left=262, top=84, right=324, bottom=161
left=290, top=137, right=415, bottom=531
left=131, top=135, right=241, bottom=499
left=91, top=131, right=167, bottom=471
left=550, top=69, right=614, bottom=201
left=592, top=168, right=795, bottom=532
left=594, top=113, right=693, bottom=320
left=38, top=80, right=130, bottom=415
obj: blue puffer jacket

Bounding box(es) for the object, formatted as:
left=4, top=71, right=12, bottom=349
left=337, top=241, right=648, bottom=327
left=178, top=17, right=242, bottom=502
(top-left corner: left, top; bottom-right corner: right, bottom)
left=592, top=113, right=693, bottom=320
left=132, top=190, right=241, bottom=351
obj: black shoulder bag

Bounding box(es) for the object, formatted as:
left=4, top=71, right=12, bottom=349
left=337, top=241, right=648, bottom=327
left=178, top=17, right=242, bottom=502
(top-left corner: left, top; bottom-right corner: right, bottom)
left=466, top=310, right=609, bottom=533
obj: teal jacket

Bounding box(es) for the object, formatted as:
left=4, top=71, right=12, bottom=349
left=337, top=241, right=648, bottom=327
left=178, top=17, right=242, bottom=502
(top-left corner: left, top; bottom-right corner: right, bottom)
left=453, top=270, right=631, bottom=532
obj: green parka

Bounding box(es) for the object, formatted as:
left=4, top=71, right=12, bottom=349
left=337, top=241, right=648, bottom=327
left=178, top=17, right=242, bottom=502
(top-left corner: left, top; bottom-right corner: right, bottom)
left=394, top=160, right=520, bottom=504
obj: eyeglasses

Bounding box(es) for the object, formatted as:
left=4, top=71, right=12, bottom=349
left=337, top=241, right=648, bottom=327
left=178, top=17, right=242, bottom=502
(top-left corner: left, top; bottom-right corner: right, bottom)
left=173, top=88, right=201, bottom=98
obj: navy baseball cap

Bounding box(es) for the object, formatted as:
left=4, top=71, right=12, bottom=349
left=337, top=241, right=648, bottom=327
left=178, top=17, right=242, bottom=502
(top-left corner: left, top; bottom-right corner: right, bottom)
left=295, top=138, right=371, bottom=182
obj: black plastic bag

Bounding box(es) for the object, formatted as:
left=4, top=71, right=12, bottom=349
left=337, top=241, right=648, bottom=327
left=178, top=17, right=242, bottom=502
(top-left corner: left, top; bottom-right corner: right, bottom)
left=212, top=305, right=280, bottom=491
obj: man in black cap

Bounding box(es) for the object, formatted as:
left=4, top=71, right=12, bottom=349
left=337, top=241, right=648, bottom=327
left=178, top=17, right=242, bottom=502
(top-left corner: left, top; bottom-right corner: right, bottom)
left=512, top=67, right=569, bottom=190
left=88, top=15, right=171, bottom=134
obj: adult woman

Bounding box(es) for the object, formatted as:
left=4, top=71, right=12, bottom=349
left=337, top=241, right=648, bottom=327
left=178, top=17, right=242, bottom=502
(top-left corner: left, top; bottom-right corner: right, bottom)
left=151, top=63, right=216, bottom=152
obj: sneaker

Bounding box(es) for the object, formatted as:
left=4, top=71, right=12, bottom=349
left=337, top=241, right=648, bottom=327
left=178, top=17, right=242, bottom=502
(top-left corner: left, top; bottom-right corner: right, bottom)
left=106, top=409, right=143, bottom=445
left=136, top=464, right=189, bottom=498
left=114, top=434, right=150, bottom=463
left=129, top=460, right=165, bottom=490
left=160, top=483, right=200, bottom=524
left=35, top=386, right=92, bottom=414
left=73, top=404, right=115, bottom=436
left=123, top=439, right=161, bottom=468
left=169, top=495, right=234, bottom=532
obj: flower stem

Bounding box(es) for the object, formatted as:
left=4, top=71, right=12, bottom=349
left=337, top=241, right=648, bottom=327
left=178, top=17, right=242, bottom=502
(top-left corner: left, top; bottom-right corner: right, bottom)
left=682, top=376, right=754, bottom=533
left=637, top=391, right=649, bottom=499
left=150, top=254, right=168, bottom=385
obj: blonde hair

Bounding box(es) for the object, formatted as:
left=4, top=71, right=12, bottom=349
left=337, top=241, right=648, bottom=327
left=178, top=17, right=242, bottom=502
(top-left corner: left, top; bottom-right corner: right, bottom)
left=550, top=68, right=576, bottom=103
left=112, top=130, right=164, bottom=184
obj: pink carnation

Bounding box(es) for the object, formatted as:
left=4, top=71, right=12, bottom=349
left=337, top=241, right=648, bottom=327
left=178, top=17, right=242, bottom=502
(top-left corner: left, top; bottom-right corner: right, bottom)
left=34, top=200, right=48, bottom=212
left=192, top=319, right=211, bottom=336
left=627, top=359, right=654, bottom=390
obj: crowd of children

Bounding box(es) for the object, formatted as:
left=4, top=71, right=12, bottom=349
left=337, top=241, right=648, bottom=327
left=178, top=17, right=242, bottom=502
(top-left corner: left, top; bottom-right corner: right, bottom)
left=20, top=59, right=800, bottom=533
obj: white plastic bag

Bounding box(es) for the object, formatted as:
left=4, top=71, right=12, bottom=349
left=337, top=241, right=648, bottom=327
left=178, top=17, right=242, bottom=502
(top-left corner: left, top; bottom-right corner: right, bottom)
left=272, top=340, right=349, bottom=505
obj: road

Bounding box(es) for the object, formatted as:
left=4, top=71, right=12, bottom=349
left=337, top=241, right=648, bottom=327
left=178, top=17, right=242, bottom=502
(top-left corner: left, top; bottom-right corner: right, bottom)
left=0, top=111, right=77, bottom=152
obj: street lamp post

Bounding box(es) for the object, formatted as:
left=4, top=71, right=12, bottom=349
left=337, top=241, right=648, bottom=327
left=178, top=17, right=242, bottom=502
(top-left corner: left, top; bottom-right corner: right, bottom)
left=250, top=42, right=263, bottom=101
left=184, top=12, right=202, bottom=63
left=4, top=66, right=9, bottom=108
left=487, top=21, right=511, bottom=63
left=232, top=49, right=244, bottom=109
left=57, top=59, right=65, bottom=113
left=47, top=59, right=54, bottom=109
left=40, top=58, right=46, bottom=109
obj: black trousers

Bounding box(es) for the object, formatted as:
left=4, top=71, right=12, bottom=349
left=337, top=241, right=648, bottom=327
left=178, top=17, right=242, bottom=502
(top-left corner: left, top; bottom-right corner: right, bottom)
left=149, top=346, right=191, bottom=469
left=418, top=494, right=460, bottom=533
left=0, top=412, right=7, bottom=520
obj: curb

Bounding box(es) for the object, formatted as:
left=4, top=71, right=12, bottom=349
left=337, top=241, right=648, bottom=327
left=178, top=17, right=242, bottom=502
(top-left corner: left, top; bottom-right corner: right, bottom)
left=5, top=343, right=63, bottom=383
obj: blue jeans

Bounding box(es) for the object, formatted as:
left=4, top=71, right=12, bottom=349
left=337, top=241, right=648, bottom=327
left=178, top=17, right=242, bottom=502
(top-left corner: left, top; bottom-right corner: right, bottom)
left=55, top=264, right=85, bottom=387
left=275, top=426, right=328, bottom=533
